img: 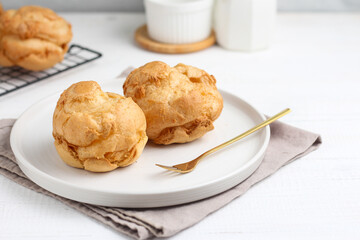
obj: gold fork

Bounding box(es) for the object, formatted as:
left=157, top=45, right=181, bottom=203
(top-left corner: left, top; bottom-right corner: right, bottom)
left=155, top=108, right=291, bottom=173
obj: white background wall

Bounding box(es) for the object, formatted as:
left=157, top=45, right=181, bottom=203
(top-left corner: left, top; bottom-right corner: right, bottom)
left=2, top=0, right=360, bottom=11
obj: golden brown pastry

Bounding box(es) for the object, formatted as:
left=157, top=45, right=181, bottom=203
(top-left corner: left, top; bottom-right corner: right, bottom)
left=53, top=81, right=148, bottom=172
left=0, top=6, right=72, bottom=71
left=123, top=61, right=223, bottom=145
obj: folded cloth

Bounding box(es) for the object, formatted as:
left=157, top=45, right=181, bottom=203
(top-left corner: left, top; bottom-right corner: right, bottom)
left=0, top=118, right=321, bottom=239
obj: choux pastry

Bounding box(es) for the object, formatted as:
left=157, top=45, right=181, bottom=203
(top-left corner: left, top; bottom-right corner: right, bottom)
left=53, top=81, right=148, bottom=172
left=123, top=61, right=223, bottom=145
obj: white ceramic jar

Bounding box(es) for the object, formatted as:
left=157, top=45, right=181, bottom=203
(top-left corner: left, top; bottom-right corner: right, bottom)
left=214, top=0, right=277, bottom=51
left=144, top=0, right=214, bottom=44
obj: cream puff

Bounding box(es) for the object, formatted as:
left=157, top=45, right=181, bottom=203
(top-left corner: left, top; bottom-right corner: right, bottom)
left=0, top=6, right=72, bottom=71
left=123, top=61, right=223, bottom=145
left=53, top=81, right=148, bottom=172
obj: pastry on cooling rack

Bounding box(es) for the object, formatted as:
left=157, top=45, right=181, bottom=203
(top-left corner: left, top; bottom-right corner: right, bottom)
left=53, top=81, right=148, bottom=172
left=0, top=5, right=72, bottom=71
left=123, top=61, right=223, bottom=145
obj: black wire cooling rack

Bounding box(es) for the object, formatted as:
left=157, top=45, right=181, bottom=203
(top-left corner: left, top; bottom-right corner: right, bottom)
left=0, top=44, right=102, bottom=97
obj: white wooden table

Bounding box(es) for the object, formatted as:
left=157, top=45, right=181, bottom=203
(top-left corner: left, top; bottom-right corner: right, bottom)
left=1, top=12, right=359, bottom=239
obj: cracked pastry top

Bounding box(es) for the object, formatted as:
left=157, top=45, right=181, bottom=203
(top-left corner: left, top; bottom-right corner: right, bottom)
left=123, top=61, right=223, bottom=145
left=0, top=5, right=72, bottom=71
left=53, top=81, right=148, bottom=172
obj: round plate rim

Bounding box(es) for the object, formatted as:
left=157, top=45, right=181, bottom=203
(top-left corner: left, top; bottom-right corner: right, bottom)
left=10, top=89, right=270, bottom=207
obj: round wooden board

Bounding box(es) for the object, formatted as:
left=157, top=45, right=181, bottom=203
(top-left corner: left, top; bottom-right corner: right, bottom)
left=134, top=25, right=215, bottom=54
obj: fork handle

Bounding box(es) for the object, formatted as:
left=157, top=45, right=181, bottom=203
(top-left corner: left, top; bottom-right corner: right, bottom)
left=198, top=108, right=291, bottom=159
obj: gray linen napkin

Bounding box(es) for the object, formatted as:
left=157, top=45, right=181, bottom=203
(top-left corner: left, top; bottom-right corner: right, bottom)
left=0, top=118, right=321, bottom=239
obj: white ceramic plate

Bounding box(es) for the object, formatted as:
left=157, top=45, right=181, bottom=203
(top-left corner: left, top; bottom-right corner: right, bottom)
left=10, top=80, right=270, bottom=208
